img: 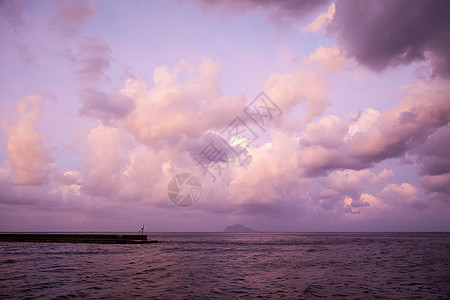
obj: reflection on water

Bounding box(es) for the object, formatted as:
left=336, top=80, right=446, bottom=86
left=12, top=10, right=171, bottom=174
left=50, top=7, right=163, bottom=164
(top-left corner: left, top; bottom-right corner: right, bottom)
left=1, top=232, right=449, bottom=299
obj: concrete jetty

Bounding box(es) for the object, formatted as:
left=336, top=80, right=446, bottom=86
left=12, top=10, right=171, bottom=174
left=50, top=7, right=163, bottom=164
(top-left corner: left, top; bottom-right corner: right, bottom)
left=0, top=233, right=158, bottom=244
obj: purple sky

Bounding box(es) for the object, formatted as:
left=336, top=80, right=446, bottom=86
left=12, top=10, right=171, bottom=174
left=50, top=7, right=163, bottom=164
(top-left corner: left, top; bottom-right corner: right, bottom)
left=0, top=0, right=449, bottom=232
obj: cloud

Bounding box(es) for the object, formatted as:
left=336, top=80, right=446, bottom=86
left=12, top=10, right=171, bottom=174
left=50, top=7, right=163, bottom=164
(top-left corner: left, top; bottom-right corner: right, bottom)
left=263, top=69, right=330, bottom=125
left=227, top=130, right=304, bottom=211
left=347, top=108, right=380, bottom=138
left=413, top=124, right=450, bottom=200
left=378, top=183, right=425, bottom=208
left=292, top=78, right=450, bottom=179
left=0, top=96, right=52, bottom=185
left=343, top=193, right=384, bottom=215
left=300, top=115, right=347, bottom=148
left=76, top=128, right=162, bottom=204
left=307, top=46, right=346, bottom=74
left=371, top=169, right=394, bottom=184
left=321, top=168, right=392, bottom=212
left=327, top=169, right=383, bottom=195
left=81, top=124, right=133, bottom=197
left=52, top=0, right=97, bottom=35
left=77, top=58, right=255, bottom=201
left=348, top=79, right=450, bottom=163
left=421, top=174, right=450, bottom=198
left=190, top=0, right=329, bottom=26
left=80, top=88, right=134, bottom=124
left=0, top=0, right=37, bottom=66
left=301, top=2, right=335, bottom=33
left=296, top=113, right=370, bottom=175
left=118, top=58, right=247, bottom=150
left=329, top=0, right=450, bottom=78
left=75, top=37, right=112, bottom=84
left=414, top=124, right=450, bottom=177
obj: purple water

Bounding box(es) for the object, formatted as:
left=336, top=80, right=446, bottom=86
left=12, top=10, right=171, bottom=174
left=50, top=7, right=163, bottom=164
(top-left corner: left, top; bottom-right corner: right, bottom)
left=1, top=232, right=449, bottom=299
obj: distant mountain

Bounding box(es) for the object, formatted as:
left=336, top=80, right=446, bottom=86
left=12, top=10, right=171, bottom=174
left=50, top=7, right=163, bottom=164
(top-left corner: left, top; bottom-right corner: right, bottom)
left=224, top=224, right=257, bottom=233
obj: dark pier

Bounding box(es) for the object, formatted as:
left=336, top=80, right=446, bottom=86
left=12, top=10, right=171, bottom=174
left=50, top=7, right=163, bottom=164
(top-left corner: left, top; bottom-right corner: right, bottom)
left=0, top=233, right=158, bottom=244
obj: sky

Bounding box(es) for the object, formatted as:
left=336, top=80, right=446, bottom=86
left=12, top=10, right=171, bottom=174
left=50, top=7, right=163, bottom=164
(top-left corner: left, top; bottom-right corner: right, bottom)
left=0, top=0, right=449, bottom=232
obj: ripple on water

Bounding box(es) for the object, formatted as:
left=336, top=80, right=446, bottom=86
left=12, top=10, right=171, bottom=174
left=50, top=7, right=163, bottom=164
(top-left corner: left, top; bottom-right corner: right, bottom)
left=0, top=233, right=449, bottom=298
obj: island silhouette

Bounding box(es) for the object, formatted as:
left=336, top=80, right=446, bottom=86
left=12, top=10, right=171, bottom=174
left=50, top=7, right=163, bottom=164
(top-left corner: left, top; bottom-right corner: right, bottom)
left=224, top=224, right=257, bottom=232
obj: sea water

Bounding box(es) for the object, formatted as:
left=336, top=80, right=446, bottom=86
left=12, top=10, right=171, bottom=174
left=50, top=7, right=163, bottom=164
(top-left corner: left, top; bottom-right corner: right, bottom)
left=1, top=232, right=449, bottom=299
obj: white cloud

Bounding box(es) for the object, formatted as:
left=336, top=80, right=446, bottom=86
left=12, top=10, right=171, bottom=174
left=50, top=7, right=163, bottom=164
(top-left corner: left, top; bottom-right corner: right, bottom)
left=347, top=108, right=381, bottom=138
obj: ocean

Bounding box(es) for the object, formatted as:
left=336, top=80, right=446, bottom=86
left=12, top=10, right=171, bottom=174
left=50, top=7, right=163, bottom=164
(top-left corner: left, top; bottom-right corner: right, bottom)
left=0, top=232, right=449, bottom=299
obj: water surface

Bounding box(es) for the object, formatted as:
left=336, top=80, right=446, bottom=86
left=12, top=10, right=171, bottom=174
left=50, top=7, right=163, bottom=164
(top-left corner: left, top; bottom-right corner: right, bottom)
left=1, top=232, right=449, bottom=299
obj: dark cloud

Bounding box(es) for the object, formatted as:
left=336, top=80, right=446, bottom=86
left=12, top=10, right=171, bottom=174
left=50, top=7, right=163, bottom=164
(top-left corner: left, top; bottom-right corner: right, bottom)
left=415, top=124, right=450, bottom=176
left=190, top=0, right=329, bottom=26
left=80, top=88, right=134, bottom=124
left=413, top=125, right=450, bottom=199
left=329, top=0, right=450, bottom=78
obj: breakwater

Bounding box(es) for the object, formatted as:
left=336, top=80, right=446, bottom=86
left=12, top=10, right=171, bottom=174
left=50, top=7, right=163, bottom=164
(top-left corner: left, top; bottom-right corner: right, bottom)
left=0, top=233, right=158, bottom=244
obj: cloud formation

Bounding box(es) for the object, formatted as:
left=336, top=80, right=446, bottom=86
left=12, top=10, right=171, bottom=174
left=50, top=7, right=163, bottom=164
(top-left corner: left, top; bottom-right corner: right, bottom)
left=80, top=88, right=134, bottom=124
left=1, top=96, right=52, bottom=185
left=52, top=0, right=97, bottom=35
left=117, top=58, right=247, bottom=151
left=0, top=0, right=36, bottom=66
left=329, top=0, right=450, bottom=78
left=191, top=0, right=329, bottom=26
left=75, top=37, right=112, bottom=84
left=1, top=1, right=449, bottom=231
left=348, top=79, right=450, bottom=163
left=301, top=2, right=335, bottom=33
left=307, top=46, right=346, bottom=74
left=263, top=69, right=330, bottom=126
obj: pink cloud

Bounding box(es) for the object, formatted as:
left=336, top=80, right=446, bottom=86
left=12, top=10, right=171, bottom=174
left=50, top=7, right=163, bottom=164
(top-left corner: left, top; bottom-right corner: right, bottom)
left=228, top=130, right=302, bottom=207
left=263, top=69, right=330, bottom=126
left=301, top=115, right=347, bottom=148
left=0, top=96, right=52, bottom=185
left=378, top=183, right=426, bottom=209
left=81, top=125, right=133, bottom=197
left=307, top=46, right=346, bottom=74
left=117, top=58, right=247, bottom=150
left=300, top=3, right=335, bottom=33
left=349, top=79, right=450, bottom=162
left=347, top=108, right=381, bottom=138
